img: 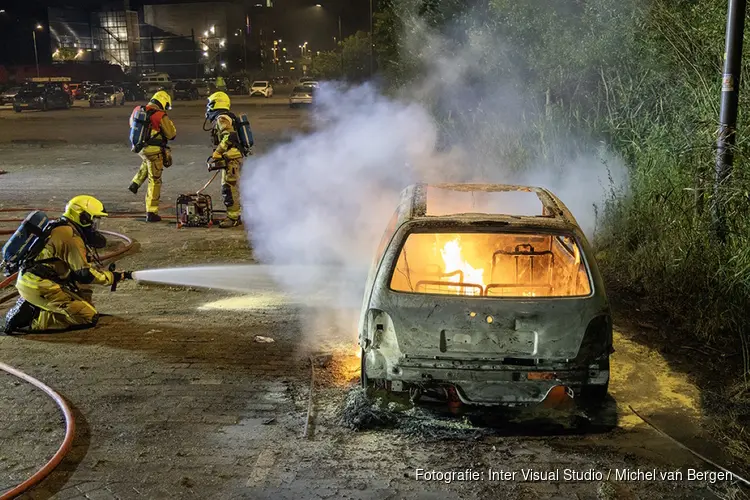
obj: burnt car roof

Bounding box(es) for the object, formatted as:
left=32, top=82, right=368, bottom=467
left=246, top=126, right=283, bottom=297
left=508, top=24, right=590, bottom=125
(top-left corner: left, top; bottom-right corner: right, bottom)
left=397, top=183, right=582, bottom=232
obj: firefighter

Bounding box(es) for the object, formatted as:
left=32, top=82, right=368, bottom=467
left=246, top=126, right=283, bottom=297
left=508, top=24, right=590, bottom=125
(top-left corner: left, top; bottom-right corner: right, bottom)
left=128, top=90, right=176, bottom=222
left=206, top=91, right=244, bottom=228
left=3, top=196, right=133, bottom=334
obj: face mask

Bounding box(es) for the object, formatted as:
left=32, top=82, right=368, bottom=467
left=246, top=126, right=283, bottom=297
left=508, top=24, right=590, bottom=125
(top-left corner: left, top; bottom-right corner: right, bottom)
left=82, top=217, right=107, bottom=249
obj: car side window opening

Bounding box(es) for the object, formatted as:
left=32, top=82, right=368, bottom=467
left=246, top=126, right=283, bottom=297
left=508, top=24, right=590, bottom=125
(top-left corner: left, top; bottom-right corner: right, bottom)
left=390, top=232, right=592, bottom=298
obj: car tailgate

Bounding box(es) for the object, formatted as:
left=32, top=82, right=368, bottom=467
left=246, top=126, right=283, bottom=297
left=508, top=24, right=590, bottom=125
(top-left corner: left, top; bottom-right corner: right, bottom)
left=376, top=292, right=603, bottom=360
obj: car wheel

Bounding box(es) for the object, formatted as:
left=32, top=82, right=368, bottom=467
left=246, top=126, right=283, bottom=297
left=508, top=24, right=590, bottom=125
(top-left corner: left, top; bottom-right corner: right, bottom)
left=580, top=383, right=608, bottom=408
left=13, top=107, right=21, bottom=113
left=41, top=100, right=48, bottom=112
left=65, top=99, right=71, bottom=109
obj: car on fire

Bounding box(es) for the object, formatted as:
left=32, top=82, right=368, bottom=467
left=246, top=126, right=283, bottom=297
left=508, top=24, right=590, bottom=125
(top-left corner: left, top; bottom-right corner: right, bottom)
left=358, top=183, right=612, bottom=408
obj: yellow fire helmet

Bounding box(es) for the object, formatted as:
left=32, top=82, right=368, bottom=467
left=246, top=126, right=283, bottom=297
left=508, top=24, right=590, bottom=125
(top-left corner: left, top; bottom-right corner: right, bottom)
left=63, top=195, right=108, bottom=227
left=207, top=91, right=231, bottom=112
left=150, top=90, right=172, bottom=111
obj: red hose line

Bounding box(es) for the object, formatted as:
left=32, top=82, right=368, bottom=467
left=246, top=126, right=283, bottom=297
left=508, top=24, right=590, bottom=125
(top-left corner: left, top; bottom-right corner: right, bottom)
left=0, top=230, right=135, bottom=495
left=0, top=362, right=76, bottom=500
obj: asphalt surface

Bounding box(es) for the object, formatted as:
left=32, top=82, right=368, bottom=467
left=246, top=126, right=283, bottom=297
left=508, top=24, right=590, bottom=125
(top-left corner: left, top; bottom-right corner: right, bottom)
left=0, top=101, right=746, bottom=500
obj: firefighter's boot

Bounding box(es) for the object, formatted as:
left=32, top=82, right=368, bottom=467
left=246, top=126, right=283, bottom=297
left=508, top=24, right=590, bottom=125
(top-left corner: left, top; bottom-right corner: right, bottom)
left=219, top=217, right=242, bottom=228
left=146, top=212, right=162, bottom=222
left=3, top=298, right=39, bottom=335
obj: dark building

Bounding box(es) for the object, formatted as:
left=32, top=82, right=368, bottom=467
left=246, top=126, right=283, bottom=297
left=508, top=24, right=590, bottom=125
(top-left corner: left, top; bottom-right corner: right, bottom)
left=45, top=0, right=280, bottom=79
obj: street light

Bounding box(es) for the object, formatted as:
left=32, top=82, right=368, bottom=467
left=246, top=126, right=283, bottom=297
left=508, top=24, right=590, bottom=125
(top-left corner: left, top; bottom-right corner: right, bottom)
left=32, top=24, right=43, bottom=78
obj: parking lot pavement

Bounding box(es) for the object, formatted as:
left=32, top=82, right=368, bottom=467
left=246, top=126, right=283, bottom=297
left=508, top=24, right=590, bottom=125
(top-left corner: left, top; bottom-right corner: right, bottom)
left=0, top=97, right=308, bottom=146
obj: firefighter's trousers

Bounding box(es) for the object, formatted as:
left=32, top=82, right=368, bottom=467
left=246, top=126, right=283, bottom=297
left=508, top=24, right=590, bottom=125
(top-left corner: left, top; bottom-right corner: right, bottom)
left=132, top=152, right=164, bottom=214
left=221, top=157, right=242, bottom=220
left=15, top=273, right=98, bottom=331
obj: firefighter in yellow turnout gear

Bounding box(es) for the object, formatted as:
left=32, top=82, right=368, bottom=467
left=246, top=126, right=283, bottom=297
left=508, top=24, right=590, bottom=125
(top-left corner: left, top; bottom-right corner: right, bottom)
left=206, top=91, right=245, bottom=228
left=3, top=196, right=133, bottom=334
left=129, top=90, right=177, bottom=222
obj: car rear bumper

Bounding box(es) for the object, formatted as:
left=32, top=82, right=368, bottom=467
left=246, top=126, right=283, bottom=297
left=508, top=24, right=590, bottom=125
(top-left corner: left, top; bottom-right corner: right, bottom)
left=289, top=97, right=312, bottom=104
left=364, top=352, right=609, bottom=405
left=13, top=101, right=41, bottom=109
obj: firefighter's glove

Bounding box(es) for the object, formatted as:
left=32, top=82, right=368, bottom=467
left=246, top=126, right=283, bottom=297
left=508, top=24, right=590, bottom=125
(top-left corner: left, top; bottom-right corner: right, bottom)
left=113, top=271, right=134, bottom=283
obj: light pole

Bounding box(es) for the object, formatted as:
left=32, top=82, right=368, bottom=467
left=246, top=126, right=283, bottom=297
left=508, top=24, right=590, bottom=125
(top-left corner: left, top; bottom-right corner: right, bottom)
left=32, top=24, right=43, bottom=78
left=369, top=0, right=374, bottom=76
left=713, top=0, right=748, bottom=240
left=315, top=4, right=343, bottom=76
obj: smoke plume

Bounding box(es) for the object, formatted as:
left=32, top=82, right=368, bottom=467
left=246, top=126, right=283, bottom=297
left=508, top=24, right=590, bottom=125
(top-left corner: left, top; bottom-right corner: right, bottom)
left=241, top=8, right=627, bottom=344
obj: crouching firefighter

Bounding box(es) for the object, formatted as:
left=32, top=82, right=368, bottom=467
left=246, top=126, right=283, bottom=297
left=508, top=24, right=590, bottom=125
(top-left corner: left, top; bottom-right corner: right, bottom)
left=204, top=91, right=254, bottom=228
left=128, top=90, right=177, bottom=222
left=2, top=196, right=133, bottom=334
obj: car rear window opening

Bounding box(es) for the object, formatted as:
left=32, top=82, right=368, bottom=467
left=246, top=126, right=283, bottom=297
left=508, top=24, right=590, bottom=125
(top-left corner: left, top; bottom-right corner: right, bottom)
left=390, top=232, right=592, bottom=298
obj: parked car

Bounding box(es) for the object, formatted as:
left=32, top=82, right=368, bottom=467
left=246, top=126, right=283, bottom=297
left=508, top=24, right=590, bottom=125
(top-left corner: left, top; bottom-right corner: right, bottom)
left=67, top=83, right=82, bottom=100
left=1, top=86, right=22, bottom=105
left=80, top=82, right=99, bottom=100
left=174, top=80, right=199, bottom=100
left=89, top=85, right=126, bottom=107
left=289, top=85, right=315, bottom=108
left=140, top=73, right=173, bottom=96
left=121, top=82, right=146, bottom=102
left=191, top=79, right=214, bottom=98
left=250, top=80, right=273, bottom=97
left=358, top=183, right=612, bottom=408
left=13, top=83, right=72, bottom=112
left=225, top=77, right=248, bottom=95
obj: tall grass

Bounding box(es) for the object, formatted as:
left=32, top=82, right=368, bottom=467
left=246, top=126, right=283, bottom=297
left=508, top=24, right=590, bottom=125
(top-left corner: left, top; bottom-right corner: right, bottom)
left=377, top=0, right=750, bottom=461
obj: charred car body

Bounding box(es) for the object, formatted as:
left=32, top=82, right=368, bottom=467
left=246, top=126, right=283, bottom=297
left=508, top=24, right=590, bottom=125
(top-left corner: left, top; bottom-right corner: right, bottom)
left=358, top=183, right=612, bottom=408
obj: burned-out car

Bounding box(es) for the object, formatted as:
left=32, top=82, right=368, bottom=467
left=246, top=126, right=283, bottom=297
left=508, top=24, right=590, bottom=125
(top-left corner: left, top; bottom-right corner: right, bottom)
left=358, top=183, right=612, bottom=407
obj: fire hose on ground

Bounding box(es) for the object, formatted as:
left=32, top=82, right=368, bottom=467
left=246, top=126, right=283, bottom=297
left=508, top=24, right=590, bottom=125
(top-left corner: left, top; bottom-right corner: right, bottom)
left=0, top=362, right=75, bottom=500
left=0, top=210, right=137, bottom=499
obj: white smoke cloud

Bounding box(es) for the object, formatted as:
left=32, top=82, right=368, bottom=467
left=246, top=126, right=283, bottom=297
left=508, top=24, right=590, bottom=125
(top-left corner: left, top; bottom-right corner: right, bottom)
left=240, top=9, right=627, bottom=346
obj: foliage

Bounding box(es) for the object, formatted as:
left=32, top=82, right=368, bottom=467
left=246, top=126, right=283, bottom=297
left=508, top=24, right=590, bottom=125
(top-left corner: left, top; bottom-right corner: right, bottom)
left=373, top=0, right=750, bottom=462
left=342, top=31, right=372, bottom=81
left=311, top=51, right=342, bottom=80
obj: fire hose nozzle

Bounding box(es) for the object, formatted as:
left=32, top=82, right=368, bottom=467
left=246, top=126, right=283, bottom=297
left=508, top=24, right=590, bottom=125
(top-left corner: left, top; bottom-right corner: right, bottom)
left=206, top=156, right=228, bottom=171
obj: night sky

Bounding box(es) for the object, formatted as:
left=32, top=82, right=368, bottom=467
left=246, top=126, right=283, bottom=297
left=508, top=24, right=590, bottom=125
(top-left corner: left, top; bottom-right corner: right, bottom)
left=0, top=0, right=370, bottom=67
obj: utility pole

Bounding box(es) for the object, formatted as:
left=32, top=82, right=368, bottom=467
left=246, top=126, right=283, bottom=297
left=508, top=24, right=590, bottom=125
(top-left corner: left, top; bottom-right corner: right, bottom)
left=369, top=0, right=374, bottom=76
left=713, top=0, right=747, bottom=241
left=338, top=14, right=343, bottom=77
left=150, top=32, right=156, bottom=71
left=32, top=30, right=40, bottom=77
left=192, top=29, right=198, bottom=78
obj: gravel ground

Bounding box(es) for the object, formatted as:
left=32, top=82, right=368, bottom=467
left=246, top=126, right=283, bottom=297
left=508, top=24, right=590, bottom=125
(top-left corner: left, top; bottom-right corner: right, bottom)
left=0, top=106, right=746, bottom=499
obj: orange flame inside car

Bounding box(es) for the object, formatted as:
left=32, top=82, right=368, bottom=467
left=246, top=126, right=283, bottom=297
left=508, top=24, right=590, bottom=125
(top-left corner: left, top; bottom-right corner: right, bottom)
left=440, top=238, right=484, bottom=295
left=389, top=232, right=593, bottom=298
